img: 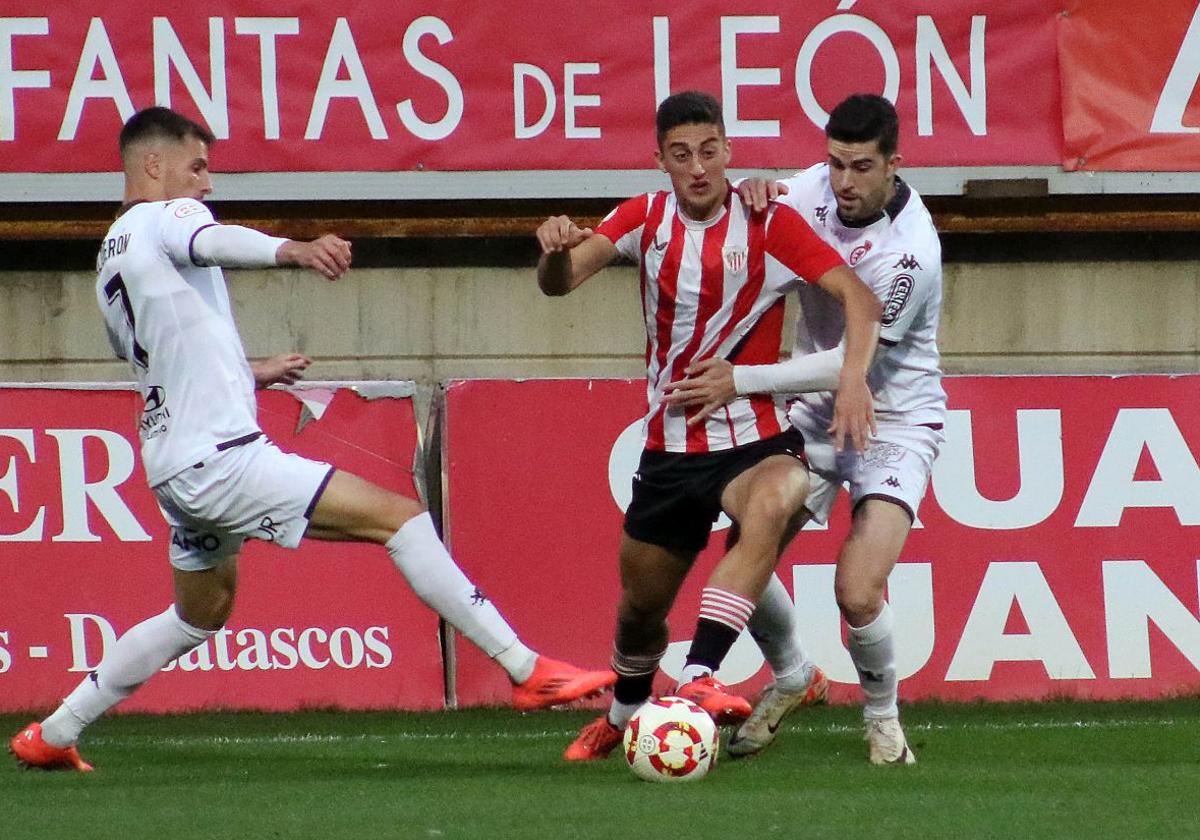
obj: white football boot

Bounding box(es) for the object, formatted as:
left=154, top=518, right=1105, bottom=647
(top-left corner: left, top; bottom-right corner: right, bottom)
left=727, top=667, right=829, bottom=757
left=865, top=716, right=916, bottom=765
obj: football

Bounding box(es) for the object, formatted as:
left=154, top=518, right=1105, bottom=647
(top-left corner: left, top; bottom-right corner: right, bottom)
left=623, top=696, right=719, bottom=783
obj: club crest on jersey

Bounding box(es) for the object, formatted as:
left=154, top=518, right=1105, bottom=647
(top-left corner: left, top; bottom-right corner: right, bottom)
left=723, top=245, right=747, bottom=273
left=848, top=241, right=873, bottom=266
left=882, top=274, right=914, bottom=326
left=173, top=201, right=206, bottom=219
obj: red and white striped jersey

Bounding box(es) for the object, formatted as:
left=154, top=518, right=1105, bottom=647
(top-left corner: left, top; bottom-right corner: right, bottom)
left=596, top=188, right=845, bottom=453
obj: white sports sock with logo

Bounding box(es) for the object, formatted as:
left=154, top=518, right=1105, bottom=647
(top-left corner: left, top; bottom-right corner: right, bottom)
left=748, top=574, right=815, bottom=692
left=386, top=513, right=534, bottom=681
left=41, top=605, right=213, bottom=747
left=847, top=601, right=899, bottom=719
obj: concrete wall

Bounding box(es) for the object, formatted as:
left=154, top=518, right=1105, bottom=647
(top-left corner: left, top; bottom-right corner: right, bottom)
left=2, top=261, right=1198, bottom=382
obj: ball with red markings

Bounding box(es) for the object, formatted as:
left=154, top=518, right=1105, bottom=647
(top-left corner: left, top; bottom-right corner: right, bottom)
left=623, top=696, right=719, bottom=783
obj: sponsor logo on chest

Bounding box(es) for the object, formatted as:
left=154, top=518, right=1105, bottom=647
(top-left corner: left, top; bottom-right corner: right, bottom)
left=882, top=274, right=915, bottom=326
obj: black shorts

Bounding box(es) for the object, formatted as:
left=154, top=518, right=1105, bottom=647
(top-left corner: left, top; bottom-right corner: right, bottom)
left=623, top=427, right=807, bottom=554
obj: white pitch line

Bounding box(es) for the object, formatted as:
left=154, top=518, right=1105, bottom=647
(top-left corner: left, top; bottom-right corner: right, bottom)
left=83, top=716, right=1188, bottom=748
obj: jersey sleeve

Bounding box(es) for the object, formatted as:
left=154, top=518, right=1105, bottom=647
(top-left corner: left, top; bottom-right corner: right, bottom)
left=763, top=203, right=845, bottom=283
left=871, top=253, right=938, bottom=344
left=771, top=165, right=824, bottom=215
left=594, top=193, right=651, bottom=263
left=156, top=199, right=219, bottom=267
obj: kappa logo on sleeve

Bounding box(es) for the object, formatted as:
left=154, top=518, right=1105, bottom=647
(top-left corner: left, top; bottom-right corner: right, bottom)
left=881, top=274, right=914, bottom=326
left=173, top=201, right=207, bottom=219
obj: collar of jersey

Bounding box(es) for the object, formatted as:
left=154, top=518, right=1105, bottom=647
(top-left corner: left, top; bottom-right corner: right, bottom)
left=675, top=182, right=733, bottom=230
left=115, top=198, right=151, bottom=219
left=835, top=176, right=912, bottom=230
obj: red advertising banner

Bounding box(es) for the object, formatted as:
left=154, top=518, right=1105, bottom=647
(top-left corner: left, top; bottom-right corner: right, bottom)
left=444, top=376, right=1200, bottom=707
left=0, top=384, right=445, bottom=713
left=0, top=1, right=1060, bottom=173
left=1059, top=1, right=1200, bottom=171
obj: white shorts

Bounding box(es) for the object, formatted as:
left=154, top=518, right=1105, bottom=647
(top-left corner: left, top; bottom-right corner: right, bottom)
left=793, top=414, right=943, bottom=525
left=154, top=437, right=334, bottom=571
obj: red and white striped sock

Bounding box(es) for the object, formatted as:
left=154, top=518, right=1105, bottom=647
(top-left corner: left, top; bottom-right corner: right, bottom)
left=698, top=586, right=755, bottom=632
left=680, top=587, right=756, bottom=685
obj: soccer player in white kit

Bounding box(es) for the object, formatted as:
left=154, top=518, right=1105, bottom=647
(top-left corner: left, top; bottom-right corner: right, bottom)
left=536, top=91, right=883, bottom=762
left=664, top=94, right=946, bottom=764
left=9, top=107, right=614, bottom=772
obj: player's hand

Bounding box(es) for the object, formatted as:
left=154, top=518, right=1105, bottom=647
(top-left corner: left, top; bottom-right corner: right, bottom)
left=536, top=215, right=593, bottom=253
left=828, top=372, right=876, bottom=453
left=736, top=179, right=790, bottom=213
left=278, top=234, right=352, bottom=281
left=251, top=353, right=311, bottom=388
left=662, top=358, right=736, bottom=426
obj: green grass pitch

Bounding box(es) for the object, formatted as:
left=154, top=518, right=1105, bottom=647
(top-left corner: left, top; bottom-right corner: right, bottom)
left=4, top=698, right=1197, bottom=840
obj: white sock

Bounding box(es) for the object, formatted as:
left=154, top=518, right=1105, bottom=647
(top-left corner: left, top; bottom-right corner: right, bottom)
left=847, top=601, right=898, bottom=719
left=41, top=605, right=212, bottom=747
left=386, top=513, right=532, bottom=680
left=678, top=663, right=713, bottom=685
left=494, top=640, right=538, bottom=684
left=607, top=698, right=644, bottom=729
left=749, top=574, right=814, bottom=692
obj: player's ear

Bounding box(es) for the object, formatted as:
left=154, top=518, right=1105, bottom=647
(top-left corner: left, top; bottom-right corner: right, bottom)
left=654, top=149, right=665, bottom=172
left=143, top=150, right=161, bottom=180
left=887, top=153, right=902, bottom=176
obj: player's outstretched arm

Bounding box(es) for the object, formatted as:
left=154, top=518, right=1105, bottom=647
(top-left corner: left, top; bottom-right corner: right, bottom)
left=663, top=342, right=888, bottom=428
left=187, top=221, right=350, bottom=281
left=536, top=215, right=617, bottom=296
left=276, top=234, right=352, bottom=281
left=250, top=353, right=311, bottom=388
left=815, top=265, right=882, bottom=452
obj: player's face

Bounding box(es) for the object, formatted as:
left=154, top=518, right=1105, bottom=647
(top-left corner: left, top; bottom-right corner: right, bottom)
left=159, top=136, right=213, bottom=202
left=826, top=138, right=899, bottom=222
left=656, top=123, right=731, bottom=222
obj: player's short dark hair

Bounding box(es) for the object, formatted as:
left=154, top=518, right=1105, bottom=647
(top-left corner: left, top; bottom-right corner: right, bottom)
left=656, top=91, right=724, bottom=147
left=825, top=94, right=899, bottom=157
left=119, top=107, right=214, bottom=160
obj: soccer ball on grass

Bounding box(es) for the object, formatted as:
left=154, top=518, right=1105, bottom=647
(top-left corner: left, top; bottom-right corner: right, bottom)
left=623, top=696, right=719, bottom=782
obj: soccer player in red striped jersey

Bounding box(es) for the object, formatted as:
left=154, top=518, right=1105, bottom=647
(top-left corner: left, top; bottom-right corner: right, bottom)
left=536, top=91, right=882, bottom=760
left=668, top=94, right=944, bottom=764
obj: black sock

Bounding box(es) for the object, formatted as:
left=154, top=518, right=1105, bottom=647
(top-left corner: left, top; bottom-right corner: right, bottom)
left=684, top=618, right=740, bottom=674
left=614, top=671, right=655, bottom=705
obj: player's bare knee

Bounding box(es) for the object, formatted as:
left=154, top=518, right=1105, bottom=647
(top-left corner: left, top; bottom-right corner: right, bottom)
left=739, top=493, right=803, bottom=543
left=835, top=583, right=885, bottom=627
